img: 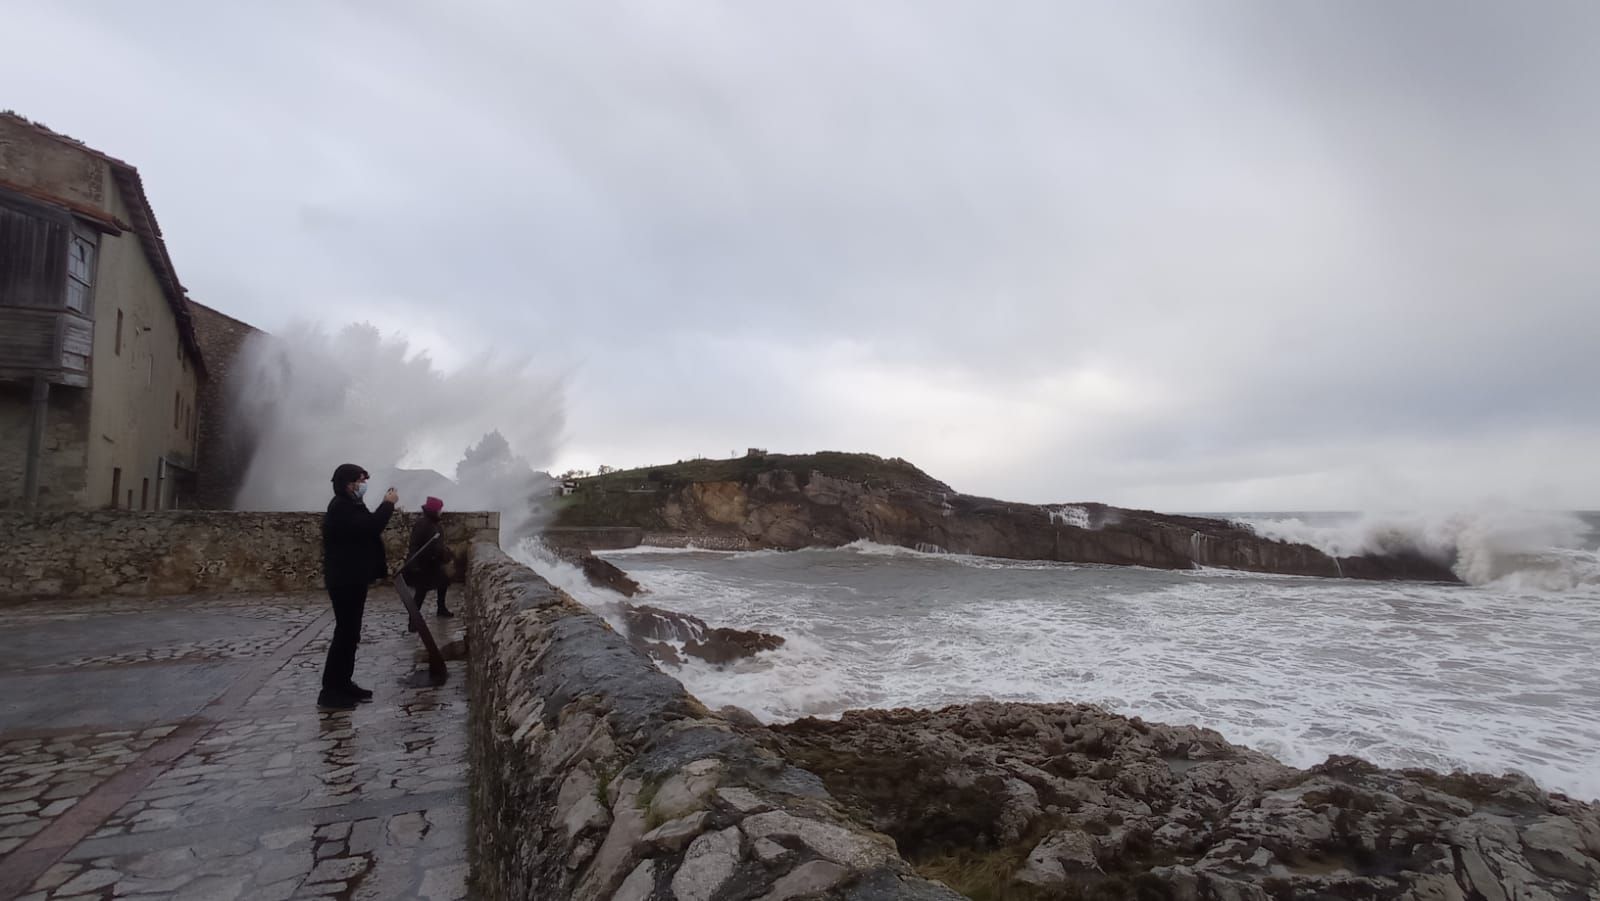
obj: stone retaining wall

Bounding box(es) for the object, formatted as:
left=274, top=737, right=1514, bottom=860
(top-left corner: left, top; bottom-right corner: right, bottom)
left=0, top=510, right=500, bottom=600
left=640, top=532, right=754, bottom=552
left=466, top=543, right=961, bottom=900
left=541, top=526, right=648, bottom=551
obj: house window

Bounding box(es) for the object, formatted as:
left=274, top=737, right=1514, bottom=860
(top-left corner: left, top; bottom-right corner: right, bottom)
left=111, top=468, right=122, bottom=508
left=65, top=233, right=95, bottom=313
left=115, top=310, right=124, bottom=355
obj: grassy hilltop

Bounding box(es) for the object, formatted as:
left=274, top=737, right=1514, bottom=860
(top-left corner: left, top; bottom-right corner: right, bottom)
left=549, top=452, right=948, bottom=529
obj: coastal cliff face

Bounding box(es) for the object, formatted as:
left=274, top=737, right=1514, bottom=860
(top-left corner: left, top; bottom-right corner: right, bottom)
left=768, top=702, right=1600, bottom=900
left=548, top=455, right=1458, bottom=582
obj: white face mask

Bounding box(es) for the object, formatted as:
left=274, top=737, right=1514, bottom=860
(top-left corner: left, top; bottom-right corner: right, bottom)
left=352, top=482, right=368, bottom=500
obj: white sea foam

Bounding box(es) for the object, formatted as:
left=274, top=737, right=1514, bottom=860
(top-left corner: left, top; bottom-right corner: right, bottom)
left=509, top=538, right=629, bottom=631
left=1237, top=509, right=1600, bottom=589
left=611, top=542, right=1600, bottom=801
left=1047, top=504, right=1091, bottom=528
left=602, top=544, right=743, bottom=557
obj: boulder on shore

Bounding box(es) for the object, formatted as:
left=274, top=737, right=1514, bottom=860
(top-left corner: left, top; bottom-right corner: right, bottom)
left=622, top=602, right=785, bottom=667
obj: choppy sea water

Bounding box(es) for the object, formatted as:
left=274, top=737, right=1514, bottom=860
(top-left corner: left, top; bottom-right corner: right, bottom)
left=526, top=511, right=1600, bottom=801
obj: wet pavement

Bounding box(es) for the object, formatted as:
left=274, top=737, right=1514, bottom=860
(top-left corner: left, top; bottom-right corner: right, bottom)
left=0, top=592, right=468, bottom=900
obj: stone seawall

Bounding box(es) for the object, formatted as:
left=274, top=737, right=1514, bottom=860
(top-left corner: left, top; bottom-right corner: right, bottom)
left=0, top=510, right=500, bottom=600
left=465, top=543, right=961, bottom=900
left=542, top=526, right=648, bottom=551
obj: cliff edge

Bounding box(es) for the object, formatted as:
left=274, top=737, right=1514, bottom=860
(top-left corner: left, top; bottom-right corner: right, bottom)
left=547, top=453, right=1457, bottom=582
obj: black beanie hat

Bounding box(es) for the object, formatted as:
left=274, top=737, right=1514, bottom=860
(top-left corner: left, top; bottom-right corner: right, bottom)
left=331, top=463, right=369, bottom=495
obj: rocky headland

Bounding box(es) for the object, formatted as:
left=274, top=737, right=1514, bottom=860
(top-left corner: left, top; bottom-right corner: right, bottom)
left=545, top=453, right=1458, bottom=582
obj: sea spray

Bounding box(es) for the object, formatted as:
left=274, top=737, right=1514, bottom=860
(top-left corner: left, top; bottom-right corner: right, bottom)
left=509, top=538, right=630, bottom=633
left=603, top=539, right=1600, bottom=800
left=228, top=322, right=563, bottom=540
left=1236, top=509, right=1599, bottom=588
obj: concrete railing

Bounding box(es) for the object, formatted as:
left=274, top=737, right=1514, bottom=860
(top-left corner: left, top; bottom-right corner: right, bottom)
left=465, top=543, right=962, bottom=900
left=0, top=510, right=500, bottom=600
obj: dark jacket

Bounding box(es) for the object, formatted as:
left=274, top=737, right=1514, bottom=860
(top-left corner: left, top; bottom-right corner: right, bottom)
left=403, top=516, right=449, bottom=588
left=323, top=494, right=394, bottom=588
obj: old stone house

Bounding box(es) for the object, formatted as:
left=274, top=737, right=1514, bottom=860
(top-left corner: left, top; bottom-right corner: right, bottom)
left=185, top=298, right=264, bottom=509
left=0, top=113, right=207, bottom=510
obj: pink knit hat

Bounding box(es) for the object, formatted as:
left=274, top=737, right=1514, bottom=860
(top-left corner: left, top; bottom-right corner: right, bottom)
left=422, top=496, right=444, bottom=514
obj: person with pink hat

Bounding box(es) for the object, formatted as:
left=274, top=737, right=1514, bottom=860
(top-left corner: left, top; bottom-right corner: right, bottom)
left=404, top=495, right=454, bottom=619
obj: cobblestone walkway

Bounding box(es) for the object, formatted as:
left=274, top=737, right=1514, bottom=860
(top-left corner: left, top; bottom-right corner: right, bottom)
left=0, top=592, right=468, bottom=900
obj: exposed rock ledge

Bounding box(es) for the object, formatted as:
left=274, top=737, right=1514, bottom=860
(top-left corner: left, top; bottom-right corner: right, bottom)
left=769, top=703, right=1600, bottom=900
left=546, top=454, right=1459, bottom=582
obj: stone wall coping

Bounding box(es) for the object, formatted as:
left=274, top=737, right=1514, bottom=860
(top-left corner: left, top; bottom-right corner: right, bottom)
left=0, top=510, right=501, bottom=600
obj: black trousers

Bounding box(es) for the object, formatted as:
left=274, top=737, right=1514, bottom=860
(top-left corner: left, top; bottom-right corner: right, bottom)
left=415, top=580, right=449, bottom=611
left=322, top=583, right=368, bottom=691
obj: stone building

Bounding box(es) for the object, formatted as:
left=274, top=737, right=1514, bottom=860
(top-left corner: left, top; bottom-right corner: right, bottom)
left=0, top=113, right=206, bottom=510
left=186, top=299, right=263, bottom=509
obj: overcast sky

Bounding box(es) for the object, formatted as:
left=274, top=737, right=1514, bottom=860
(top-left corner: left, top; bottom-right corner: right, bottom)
left=6, top=1, right=1598, bottom=510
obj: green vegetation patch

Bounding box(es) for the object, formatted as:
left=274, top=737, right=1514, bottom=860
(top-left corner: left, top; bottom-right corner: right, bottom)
left=551, top=452, right=949, bottom=528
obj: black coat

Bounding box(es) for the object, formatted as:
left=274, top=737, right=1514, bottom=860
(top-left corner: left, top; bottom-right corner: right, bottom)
left=403, top=516, right=449, bottom=588
left=323, top=494, right=394, bottom=588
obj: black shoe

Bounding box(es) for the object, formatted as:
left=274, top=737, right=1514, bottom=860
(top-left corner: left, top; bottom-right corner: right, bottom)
left=317, top=689, right=358, bottom=710
left=436, top=606, right=455, bottom=618
left=345, top=683, right=374, bottom=702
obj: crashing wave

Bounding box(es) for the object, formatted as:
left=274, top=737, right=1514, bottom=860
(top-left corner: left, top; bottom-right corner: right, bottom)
left=1236, top=509, right=1600, bottom=590
left=1046, top=504, right=1092, bottom=529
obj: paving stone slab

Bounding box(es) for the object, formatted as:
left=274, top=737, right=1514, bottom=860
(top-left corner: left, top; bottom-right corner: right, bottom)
left=0, top=593, right=468, bottom=900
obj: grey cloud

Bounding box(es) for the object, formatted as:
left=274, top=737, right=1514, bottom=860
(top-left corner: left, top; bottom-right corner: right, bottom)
left=5, top=1, right=1597, bottom=508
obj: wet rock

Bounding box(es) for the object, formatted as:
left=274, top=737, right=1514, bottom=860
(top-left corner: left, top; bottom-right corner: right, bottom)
left=575, top=553, right=644, bottom=597
left=1016, top=829, right=1101, bottom=886
left=629, top=636, right=683, bottom=667
left=650, top=758, right=723, bottom=821
left=760, top=859, right=852, bottom=900
left=554, top=765, right=611, bottom=841
left=741, top=810, right=896, bottom=869
left=623, top=603, right=708, bottom=643
left=573, top=777, right=648, bottom=901
left=613, top=859, right=657, bottom=901
left=671, top=826, right=743, bottom=901
left=717, top=787, right=770, bottom=815
left=753, top=837, right=792, bottom=865
left=622, top=601, right=785, bottom=664
left=770, top=701, right=1600, bottom=900
left=719, top=705, right=764, bottom=729
left=642, top=812, right=710, bottom=852
left=684, top=628, right=785, bottom=664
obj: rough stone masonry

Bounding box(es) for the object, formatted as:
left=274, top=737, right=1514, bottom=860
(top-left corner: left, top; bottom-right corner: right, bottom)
left=0, top=510, right=499, bottom=600
left=465, top=543, right=963, bottom=900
